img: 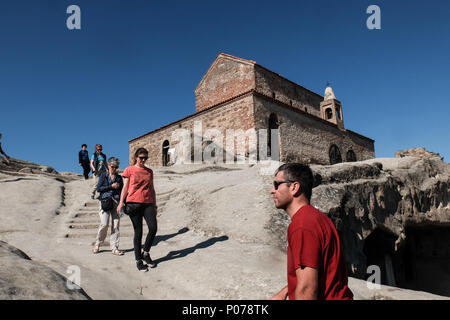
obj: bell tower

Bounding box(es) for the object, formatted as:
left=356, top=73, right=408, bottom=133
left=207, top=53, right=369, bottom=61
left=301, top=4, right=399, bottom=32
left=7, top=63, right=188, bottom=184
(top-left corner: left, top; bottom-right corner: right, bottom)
left=320, top=84, right=344, bottom=130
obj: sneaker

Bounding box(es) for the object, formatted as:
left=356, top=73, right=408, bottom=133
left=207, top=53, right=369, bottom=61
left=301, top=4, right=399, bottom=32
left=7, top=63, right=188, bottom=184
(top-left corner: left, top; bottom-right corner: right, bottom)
left=143, top=251, right=156, bottom=267
left=136, top=259, right=148, bottom=272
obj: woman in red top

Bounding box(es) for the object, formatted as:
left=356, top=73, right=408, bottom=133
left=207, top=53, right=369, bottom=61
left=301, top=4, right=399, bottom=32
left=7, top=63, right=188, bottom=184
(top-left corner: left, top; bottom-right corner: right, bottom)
left=117, top=148, right=157, bottom=272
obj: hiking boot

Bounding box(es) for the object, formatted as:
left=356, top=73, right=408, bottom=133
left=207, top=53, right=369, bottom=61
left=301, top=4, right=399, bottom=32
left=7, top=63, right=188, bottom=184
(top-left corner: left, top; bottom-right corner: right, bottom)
left=143, top=251, right=156, bottom=267
left=136, top=259, right=148, bottom=272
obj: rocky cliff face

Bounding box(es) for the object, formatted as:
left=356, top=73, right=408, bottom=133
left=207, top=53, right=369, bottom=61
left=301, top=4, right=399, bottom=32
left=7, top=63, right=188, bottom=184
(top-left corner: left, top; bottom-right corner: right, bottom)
left=267, top=153, right=450, bottom=296
left=309, top=155, right=450, bottom=296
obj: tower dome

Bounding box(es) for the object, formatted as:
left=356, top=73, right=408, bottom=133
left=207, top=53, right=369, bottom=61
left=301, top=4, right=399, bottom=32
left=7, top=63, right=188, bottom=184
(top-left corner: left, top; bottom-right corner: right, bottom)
left=324, top=86, right=336, bottom=101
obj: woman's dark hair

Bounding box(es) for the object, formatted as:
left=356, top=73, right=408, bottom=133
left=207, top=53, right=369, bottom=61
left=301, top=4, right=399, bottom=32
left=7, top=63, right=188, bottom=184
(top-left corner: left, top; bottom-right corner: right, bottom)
left=275, top=163, right=314, bottom=201
left=81, top=144, right=87, bottom=148
left=133, top=147, right=149, bottom=165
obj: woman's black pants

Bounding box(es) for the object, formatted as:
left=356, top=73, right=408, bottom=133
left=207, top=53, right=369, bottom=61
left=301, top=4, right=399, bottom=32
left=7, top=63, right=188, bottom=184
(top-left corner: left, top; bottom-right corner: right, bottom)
left=129, top=203, right=157, bottom=261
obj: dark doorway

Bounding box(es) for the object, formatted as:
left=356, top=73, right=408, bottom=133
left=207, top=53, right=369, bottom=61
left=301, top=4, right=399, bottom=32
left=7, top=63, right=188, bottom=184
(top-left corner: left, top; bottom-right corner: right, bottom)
left=268, top=113, right=279, bottom=160
left=398, top=226, right=450, bottom=296
left=363, top=226, right=450, bottom=297
left=363, top=228, right=398, bottom=287
left=329, top=144, right=342, bottom=165
left=162, top=140, right=170, bottom=166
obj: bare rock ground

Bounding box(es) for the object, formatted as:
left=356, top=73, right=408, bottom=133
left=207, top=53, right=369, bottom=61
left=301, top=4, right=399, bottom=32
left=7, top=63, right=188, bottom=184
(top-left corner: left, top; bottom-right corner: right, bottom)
left=0, top=165, right=285, bottom=299
left=0, top=161, right=448, bottom=300
left=0, top=240, right=89, bottom=299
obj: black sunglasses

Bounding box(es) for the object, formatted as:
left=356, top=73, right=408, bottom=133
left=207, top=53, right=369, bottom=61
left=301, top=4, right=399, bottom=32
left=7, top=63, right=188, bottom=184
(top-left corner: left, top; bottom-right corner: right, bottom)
left=273, top=180, right=295, bottom=190
left=138, top=156, right=148, bottom=160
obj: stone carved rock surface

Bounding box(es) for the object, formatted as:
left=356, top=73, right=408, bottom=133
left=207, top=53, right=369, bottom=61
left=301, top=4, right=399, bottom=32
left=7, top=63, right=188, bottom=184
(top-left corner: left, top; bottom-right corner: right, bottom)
left=307, top=155, right=449, bottom=296
left=0, top=158, right=81, bottom=182
left=0, top=240, right=90, bottom=300
left=395, top=147, right=443, bottom=161
left=266, top=153, right=450, bottom=295
left=1, top=153, right=449, bottom=298
left=311, top=157, right=449, bottom=266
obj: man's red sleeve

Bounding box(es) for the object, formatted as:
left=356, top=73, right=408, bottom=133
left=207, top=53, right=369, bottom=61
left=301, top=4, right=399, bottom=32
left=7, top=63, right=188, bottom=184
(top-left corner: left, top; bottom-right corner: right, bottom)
left=288, top=228, right=321, bottom=270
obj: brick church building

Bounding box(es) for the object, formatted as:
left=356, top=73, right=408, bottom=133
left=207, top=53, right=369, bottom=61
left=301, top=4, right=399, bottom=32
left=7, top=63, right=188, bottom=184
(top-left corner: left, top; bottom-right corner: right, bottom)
left=129, top=53, right=375, bottom=166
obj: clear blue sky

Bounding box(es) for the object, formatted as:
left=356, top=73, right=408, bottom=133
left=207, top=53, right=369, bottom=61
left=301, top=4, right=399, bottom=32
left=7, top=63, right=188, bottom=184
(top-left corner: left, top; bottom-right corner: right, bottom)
left=0, top=0, right=449, bottom=173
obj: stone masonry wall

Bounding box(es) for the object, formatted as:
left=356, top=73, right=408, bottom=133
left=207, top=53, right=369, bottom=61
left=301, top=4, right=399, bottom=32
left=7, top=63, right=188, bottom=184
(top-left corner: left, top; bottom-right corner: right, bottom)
left=194, top=56, right=255, bottom=113
left=129, top=95, right=255, bottom=166
left=130, top=54, right=375, bottom=167
left=253, top=95, right=375, bottom=164
left=254, top=65, right=323, bottom=118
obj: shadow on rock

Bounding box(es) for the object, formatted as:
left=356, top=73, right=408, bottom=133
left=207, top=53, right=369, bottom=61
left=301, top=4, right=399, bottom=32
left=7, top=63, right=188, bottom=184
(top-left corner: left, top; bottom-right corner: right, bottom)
left=153, top=227, right=189, bottom=246
left=122, top=227, right=191, bottom=253
left=152, top=235, right=229, bottom=266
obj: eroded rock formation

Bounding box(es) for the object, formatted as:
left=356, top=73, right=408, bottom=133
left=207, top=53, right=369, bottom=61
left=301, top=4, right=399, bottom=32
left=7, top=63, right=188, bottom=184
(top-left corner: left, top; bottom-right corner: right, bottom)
left=0, top=241, right=90, bottom=299
left=395, top=147, right=443, bottom=161
left=309, top=155, right=450, bottom=296
left=267, top=150, right=450, bottom=296
left=0, top=158, right=81, bottom=182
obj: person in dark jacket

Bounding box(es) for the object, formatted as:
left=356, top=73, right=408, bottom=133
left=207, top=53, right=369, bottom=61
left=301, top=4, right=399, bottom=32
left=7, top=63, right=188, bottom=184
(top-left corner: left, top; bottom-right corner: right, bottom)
left=78, top=144, right=90, bottom=179
left=0, top=133, right=11, bottom=164
left=93, top=157, right=124, bottom=256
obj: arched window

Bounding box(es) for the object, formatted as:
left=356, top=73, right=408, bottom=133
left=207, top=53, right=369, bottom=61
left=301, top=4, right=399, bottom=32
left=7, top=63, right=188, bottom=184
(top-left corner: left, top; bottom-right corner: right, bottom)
left=203, top=140, right=215, bottom=160
left=346, top=150, right=357, bottom=162
left=162, top=140, right=170, bottom=166
left=268, top=113, right=279, bottom=159
left=329, top=144, right=342, bottom=165
left=325, top=108, right=333, bottom=119
left=336, top=105, right=341, bottom=120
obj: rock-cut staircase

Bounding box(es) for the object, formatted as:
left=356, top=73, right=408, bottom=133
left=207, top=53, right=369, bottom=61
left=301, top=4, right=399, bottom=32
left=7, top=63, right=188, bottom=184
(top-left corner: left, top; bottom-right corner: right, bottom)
left=61, top=194, right=174, bottom=247
left=62, top=200, right=138, bottom=247
left=60, top=170, right=181, bottom=248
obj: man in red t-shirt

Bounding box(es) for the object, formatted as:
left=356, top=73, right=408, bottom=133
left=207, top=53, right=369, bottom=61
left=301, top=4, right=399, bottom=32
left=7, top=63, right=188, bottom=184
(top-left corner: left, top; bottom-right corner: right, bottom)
left=270, top=163, right=353, bottom=300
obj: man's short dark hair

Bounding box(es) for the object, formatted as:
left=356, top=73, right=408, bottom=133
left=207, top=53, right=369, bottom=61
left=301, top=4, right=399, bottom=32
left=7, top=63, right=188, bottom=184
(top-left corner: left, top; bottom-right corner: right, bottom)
left=275, top=163, right=314, bottom=201
left=81, top=144, right=87, bottom=148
